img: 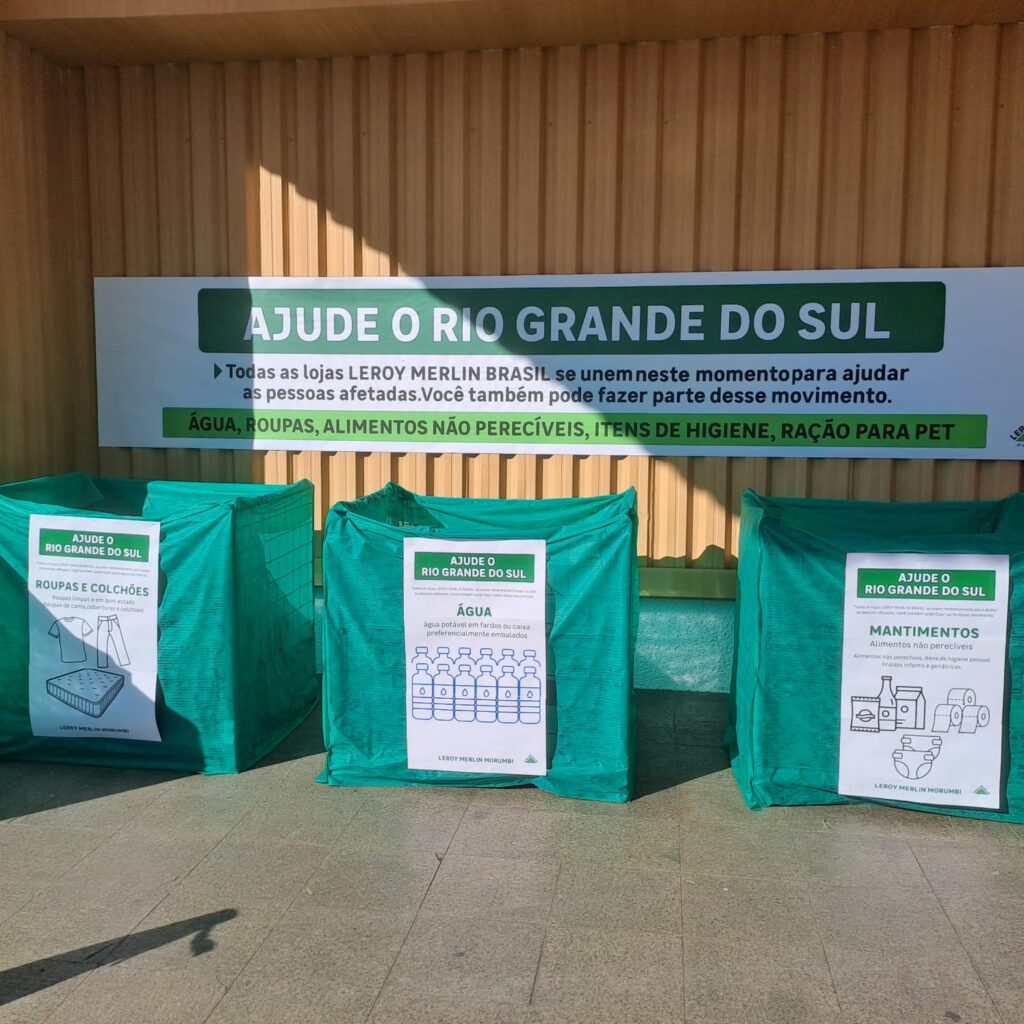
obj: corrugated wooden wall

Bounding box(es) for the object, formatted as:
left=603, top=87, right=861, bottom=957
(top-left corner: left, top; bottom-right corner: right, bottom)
left=0, top=32, right=94, bottom=484
left=4, top=25, right=1024, bottom=576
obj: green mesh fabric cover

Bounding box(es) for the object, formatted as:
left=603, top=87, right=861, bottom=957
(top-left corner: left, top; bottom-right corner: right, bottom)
left=729, top=490, right=1024, bottom=821
left=320, top=484, right=639, bottom=802
left=0, top=473, right=316, bottom=773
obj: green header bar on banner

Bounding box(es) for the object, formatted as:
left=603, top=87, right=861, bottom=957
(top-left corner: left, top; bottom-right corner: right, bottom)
left=414, top=552, right=535, bottom=583
left=39, top=528, right=151, bottom=562
left=857, top=568, right=997, bottom=600
left=197, top=282, right=945, bottom=357
left=164, top=408, right=986, bottom=448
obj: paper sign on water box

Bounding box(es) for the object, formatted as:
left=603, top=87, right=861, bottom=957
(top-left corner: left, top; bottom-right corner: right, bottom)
left=403, top=537, right=547, bottom=775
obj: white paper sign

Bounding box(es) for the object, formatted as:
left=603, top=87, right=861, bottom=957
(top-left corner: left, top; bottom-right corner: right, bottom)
left=403, top=538, right=547, bottom=775
left=96, top=270, right=1024, bottom=459
left=28, top=515, right=161, bottom=742
left=839, top=552, right=1009, bottom=809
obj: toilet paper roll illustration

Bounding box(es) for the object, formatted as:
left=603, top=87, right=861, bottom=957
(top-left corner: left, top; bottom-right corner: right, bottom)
left=932, top=703, right=964, bottom=732
left=933, top=688, right=990, bottom=734
left=947, top=687, right=977, bottom=706
left=958, top=705, right=990, bottom=735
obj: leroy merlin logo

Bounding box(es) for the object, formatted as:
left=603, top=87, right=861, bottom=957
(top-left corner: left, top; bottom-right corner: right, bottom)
left=974, top=785, right=990, bottom=796
left=524, top=755, right=538, bottom=765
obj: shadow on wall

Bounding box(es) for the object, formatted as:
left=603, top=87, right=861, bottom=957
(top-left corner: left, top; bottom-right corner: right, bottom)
left=634, top=690, right=731, bottom=796
left=82, top=53, right=777, bottom=574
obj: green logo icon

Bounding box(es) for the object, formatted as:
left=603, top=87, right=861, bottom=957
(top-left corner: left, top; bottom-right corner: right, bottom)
left=974, top=785, right=990, bottom=795
left=524, top=755, right=538, bottom=764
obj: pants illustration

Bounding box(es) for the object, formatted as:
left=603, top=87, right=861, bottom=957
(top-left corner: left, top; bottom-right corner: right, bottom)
left=96, top=615, right=130, bottom=669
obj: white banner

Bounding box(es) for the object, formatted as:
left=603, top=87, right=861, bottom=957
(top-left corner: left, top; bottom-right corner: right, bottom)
left=403, top=538, right=547, bottom=775
left=838, top=552, right=1009, bottom=809
left=28, top=515, right=161, bottom=742
left=96, top=270, right=1024, bottom=459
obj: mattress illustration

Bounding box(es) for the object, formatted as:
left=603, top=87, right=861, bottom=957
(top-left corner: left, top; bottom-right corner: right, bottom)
left=45, top=669, right=124, bottom=718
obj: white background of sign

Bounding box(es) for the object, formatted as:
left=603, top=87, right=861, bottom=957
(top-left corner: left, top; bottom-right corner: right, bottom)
left=404, top=537, right=547, bottom=775
left=28, top=515, right=161, bottom=742
left=95, top=269, right=1024, bottom=458
left=839, top=552, right=1008, bottom=810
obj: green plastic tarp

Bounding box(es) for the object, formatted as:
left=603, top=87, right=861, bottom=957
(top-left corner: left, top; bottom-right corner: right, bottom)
left=320, top=483, right=639, bottom=802
left=729, top=490, right=1024, bottom=821
left=0, top=473, right=317, bottom=773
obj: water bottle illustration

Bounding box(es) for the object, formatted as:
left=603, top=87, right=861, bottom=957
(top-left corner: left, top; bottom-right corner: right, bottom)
left=496, top=648, right=519, bottom=678
left=498, top=665, right=519, bottom=723
left=411, top=661, right=433, bottom=720
left=457, top=646, right=472, bottom=660
left=475, top=647, right=498, bottom=676
left=520, top=648, right=542, bottom=681
left=433, top=656, right=455, bottom=721
left=475, top=662, right=498, bottom=723
left=431, top=646, right=452, bottom=671
left=454, top=660, right=476, bottom=722
left=519, top=666, right=542, bottom=724
left=410, top=645, right=429, bottom=668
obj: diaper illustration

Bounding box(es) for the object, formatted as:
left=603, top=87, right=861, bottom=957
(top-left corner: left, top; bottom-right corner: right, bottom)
left=892, top=734, right=942, bottom=780
left=932, top=687, right=991, bottom=735
left=46, top=668, right=124, bottom=718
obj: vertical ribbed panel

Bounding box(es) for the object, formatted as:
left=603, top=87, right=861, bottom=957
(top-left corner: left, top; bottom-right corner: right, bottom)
left=3, top=28, right=1023, bottom=568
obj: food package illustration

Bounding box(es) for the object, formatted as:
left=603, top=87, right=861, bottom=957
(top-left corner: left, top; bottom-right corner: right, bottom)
left=849, top=676, right=991, bottom=781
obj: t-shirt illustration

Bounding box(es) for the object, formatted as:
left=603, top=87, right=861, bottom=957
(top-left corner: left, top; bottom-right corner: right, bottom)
left=47, top=616, right=93, bottom=663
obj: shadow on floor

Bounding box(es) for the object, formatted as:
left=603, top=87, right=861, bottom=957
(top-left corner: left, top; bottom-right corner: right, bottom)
left=0, top=759, right=188, bottom=823
left=0, top=909, right=238, bottom=1006
left=0, top=700, right=327, bottom=821
left=634, top=690, right=731, bottom=797
left=251, top=699, right=326, bottom=769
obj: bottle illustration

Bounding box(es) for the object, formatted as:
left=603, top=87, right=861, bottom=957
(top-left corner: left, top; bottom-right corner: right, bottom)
left=498, top=665, right=519, bottom=723
left=497, top=648, right=519, bottom=678
left=457, top=646, right=472, bottom=660
left=411, top=645, right=429, bottom=668
left=519, top=666, right=542, bottom=724
left=411, top=661, right=433, bottom=720
left=475, top=647, right=498, bottom=677
left=520, top=648, right=542, bottom=681
left=431, top=646, right=452, bottom=672
left=877, top=675, right=897, bottom=731
left=454, top=660, right=476, bottom=722
left=432, top=655, right=455, bottom=721
left=475, top=662, right=498, bottom=722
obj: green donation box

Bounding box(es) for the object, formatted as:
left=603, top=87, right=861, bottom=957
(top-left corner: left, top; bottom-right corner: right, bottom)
left=729, top=490, right=1024, bottom=821
left=320, top=484, right=639, bottom=802
left=0, top=473, right=317, bottom=773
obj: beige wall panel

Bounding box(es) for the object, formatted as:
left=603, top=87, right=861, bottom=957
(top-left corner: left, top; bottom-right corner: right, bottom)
left=118, top=64, right=168, bottom=484
left=851, top=30, right=911, bottom=501
left=0, top=37, right=32, bottom=479
left=935, top=25, right=999, bottom=502
left=3, top=26, right=1023, bottom=574
left=60, top=67, right=99, bottom=475
left=657, top=39, right=699, bottom=271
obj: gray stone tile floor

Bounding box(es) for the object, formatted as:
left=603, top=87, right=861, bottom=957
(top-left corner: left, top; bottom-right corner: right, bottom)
left=1, top=690, right=1021, bottom=1023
